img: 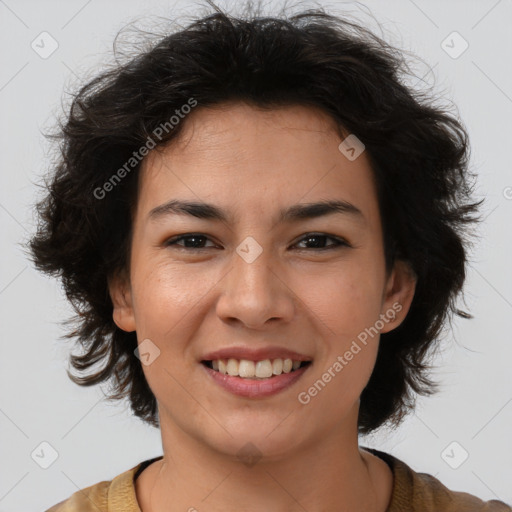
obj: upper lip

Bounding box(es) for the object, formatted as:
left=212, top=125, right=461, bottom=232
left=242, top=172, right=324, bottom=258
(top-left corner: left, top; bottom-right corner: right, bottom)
left=201, top=346, right=313, bottom=362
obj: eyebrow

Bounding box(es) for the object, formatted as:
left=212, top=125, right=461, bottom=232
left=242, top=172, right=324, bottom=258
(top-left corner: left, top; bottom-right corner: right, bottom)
left=148, top=199, right=365, bottom=225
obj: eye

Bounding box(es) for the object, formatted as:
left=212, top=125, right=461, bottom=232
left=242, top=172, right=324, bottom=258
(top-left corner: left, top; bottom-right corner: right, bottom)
left=292, top=233, right=350, bottom=251
left=164, top=234, right=217, bottom=250
left=164, top=232, right=350, bottom=251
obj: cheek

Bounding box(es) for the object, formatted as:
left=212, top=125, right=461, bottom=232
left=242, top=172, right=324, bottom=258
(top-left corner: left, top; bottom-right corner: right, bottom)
left=130, top=257, right=221, bottom=346
left=131, top=265, right=180, bottom=335
left=301, top=260, right=384, bottom=337
left=128, top=260, right=214, bottom=394
left=297, top=260, right=384, bottom=394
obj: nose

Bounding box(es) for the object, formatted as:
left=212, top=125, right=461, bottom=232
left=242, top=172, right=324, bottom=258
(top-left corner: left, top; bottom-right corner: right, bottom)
left=215, top=244, right=295, bottom=330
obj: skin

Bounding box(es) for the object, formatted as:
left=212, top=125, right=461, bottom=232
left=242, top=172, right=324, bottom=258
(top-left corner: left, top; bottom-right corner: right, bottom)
left=109, top=102, right=417, bottom=511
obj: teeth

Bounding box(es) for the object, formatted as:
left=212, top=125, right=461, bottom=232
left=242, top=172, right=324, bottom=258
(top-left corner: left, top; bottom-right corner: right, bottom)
left=211, top=358, right=307, bottom=379
left=255, top=360, right=273, bottom=378
left=226, top=358, right=239, bottom=376
left=239, top=359, right=256, bottom=378
left=272, top=358, right=283, bottom=375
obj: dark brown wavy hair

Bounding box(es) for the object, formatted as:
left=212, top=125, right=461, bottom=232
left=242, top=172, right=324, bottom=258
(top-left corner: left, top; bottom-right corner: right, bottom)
left=27, top=0, right=483, bottom=434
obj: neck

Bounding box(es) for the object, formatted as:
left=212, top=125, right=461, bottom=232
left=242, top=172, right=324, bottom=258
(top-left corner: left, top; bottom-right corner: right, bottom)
left=136, top=405, right=392, bottom=512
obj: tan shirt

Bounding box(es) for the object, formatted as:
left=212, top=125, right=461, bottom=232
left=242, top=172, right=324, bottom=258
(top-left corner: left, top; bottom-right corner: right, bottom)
left=45, top=447, right=512, bottom=511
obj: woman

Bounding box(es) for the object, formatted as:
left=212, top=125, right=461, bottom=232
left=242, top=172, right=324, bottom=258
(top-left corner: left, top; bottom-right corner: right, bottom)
left=30, top=1, right=511, bottom=510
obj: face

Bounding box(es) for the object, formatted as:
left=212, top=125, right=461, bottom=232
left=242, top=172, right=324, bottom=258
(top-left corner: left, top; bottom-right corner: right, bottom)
left=110, top=102, right=416, bottom=460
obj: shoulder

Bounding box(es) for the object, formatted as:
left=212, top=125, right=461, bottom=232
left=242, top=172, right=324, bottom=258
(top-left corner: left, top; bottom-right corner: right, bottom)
left=363, top=447, right=512, bottom=512
left=44, top=479, right=110, bottom=512
left=44, top=458, right=157, bottom=512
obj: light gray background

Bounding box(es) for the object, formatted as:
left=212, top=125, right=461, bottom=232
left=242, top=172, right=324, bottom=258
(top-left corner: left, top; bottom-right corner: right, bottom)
left=0, top=0, right=511, bottom=510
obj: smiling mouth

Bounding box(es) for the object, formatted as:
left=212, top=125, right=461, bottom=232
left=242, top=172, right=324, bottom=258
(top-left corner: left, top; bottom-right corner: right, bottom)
left=201, top=359, right=312, bottom=380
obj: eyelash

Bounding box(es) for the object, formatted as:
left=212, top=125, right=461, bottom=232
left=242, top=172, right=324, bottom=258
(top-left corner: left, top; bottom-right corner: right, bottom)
left=164, top=233, right=350, bottom=252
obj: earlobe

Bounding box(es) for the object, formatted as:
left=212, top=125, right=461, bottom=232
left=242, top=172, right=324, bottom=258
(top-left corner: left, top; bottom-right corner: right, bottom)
left=108, top=271, right=136, bottom=333
left=380, top=260, right=417, bottom=334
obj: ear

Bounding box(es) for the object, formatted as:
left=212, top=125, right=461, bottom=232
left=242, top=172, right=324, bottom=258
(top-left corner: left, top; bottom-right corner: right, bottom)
left=379, top=259, right=417, bottom=334
left=108, top=270, right=136, bottom=333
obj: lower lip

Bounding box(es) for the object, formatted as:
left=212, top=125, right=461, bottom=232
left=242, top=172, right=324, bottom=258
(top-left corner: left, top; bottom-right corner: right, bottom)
left=201, top=363, right=311, bottom=398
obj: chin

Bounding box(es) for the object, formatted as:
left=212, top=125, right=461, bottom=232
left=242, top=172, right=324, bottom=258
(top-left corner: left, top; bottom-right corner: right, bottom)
left=199, top=417, right=309, bottom=463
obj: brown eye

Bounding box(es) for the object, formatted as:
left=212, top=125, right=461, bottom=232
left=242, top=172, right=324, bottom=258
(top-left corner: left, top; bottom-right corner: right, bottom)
left=163, top=232, right=350, bottom=252
left=165, top=234, right=217, bottom=250
left=293, top=233, right=350, bottom=251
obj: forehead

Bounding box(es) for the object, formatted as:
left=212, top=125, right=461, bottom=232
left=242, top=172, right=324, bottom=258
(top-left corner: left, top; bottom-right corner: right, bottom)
left=153, top=102, right=345, bottom=161
left=135, top=102, right=380, bottom=228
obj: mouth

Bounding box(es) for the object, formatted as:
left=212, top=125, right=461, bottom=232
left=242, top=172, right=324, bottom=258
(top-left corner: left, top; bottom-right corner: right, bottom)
left=201, top=358, right=312, bottom=379
left=200, top=358, right=313, bottom=398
